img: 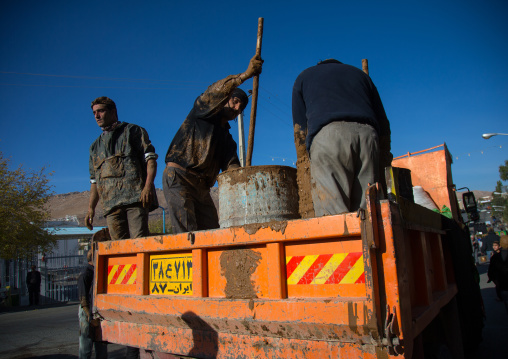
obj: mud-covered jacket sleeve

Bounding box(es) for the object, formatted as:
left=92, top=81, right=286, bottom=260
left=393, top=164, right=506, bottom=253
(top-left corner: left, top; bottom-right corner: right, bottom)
left=88, top=141, right=97, bottom=184
left=131, top=125, right=158, bottom=162
left=188, top=74, right=242, bottom=121
left=89, top=155, right=96, bottom=184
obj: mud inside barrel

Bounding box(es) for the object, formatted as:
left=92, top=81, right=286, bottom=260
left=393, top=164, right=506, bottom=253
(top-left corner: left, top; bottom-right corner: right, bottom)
left=217, top=165, right=300, bottom=228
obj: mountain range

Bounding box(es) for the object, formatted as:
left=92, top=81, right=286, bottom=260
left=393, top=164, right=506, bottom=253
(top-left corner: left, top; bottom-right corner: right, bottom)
left=46, top=188, right=492, bottom=227
left=46, top=188, right=219, bottom=227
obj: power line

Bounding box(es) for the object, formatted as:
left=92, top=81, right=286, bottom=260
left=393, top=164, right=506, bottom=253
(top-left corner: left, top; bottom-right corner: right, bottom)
left=258, top=92, right=291, bottom=117
left=0, top=83, right=204, bottom=90
left=0, top=71, right=208, bottom=84
left=259, top=86, right=292, bottom=111
left=256, top=100, right=293, bottom=127
left=453, top=144, right=506, bottom=161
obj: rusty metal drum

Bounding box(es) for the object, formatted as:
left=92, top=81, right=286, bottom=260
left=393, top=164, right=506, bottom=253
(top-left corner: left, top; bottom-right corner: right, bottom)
left=217, top=165, right=300, bottom=228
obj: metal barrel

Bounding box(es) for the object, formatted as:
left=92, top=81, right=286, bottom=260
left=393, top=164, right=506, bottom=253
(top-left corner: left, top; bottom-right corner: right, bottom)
left=217, top=165, right=300, bottom=228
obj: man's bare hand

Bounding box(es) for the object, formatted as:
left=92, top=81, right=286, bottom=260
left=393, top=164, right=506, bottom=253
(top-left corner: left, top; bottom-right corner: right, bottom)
left=140, top=185, right=154, bottom=208
left=85, top=209, right=94, bottom=230
left=245, top=54, right=263, bottom=79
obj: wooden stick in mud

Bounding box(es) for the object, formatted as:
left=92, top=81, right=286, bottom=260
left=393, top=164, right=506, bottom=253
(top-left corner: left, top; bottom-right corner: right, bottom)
left=362, top=58, right=369, bottom=75
left=246, top=17, right=264, bottom=167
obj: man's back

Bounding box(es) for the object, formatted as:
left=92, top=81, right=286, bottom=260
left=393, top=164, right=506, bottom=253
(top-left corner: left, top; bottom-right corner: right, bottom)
left=292, top=60, right=389, bottom=153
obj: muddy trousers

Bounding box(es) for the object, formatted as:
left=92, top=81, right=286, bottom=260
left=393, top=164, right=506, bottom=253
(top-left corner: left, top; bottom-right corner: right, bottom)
left=105, top=205, right=145, bottom=358
left=79, top=306, right=107, bottom=359
left=310, top=121, right=379, bottom=216
left=105, top=204, right=149, bottom=240
left=162, top=166, right=219, bottom=234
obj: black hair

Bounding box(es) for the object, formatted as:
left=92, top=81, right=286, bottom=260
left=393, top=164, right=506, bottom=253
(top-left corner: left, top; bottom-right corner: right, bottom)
left=231, top=88, right=249, bottom=110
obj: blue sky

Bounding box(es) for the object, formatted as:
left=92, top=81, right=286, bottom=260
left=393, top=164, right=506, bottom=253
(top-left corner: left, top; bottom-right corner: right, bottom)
left=1, top=0, right=507, bottom=194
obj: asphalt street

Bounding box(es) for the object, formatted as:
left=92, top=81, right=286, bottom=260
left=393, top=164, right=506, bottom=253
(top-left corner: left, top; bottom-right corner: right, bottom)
left=0, top=303, right=125, bottom=359
left=475, top=263, right=508, bottom=359
left=0, top=264, right=506, bottom=359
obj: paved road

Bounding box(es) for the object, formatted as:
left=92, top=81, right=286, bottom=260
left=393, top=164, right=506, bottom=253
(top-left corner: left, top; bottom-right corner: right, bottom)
left=0, top=303, right=125, bottom=359
left=475, top=262, right=508, bottom=359
left=0, top=264, right=507, bottom=358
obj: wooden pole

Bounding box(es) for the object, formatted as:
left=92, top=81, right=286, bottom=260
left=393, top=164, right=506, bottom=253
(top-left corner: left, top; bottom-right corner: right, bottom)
left=246, top=17, right=264, bottom=167
left=362, top=58, right=369, bottom=75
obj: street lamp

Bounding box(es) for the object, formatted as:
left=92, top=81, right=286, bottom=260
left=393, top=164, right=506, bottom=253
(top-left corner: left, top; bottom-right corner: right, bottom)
left=482, top=133, right=508, bottom=139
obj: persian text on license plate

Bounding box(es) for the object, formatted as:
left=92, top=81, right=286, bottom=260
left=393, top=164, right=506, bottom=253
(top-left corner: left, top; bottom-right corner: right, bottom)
left=150, top=254, right=193, bottom=295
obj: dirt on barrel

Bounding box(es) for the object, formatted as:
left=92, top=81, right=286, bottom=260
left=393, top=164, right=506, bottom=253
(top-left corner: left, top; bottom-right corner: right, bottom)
left=220, top=165, right=296, bottom=190
left=217, top=165, right=300, bottom=227
left=243, top=219, right=289, bottom=235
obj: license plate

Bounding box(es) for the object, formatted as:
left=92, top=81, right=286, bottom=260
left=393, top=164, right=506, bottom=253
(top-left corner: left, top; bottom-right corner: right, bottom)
left=150, top=254, right=193, bottom=295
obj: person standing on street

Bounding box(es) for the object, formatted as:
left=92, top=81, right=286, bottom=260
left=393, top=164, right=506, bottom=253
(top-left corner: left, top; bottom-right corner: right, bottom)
left=26, top=265, right=41, bottom=306
left=492, top=241, right=501, bottom=256
left=163, top=54, right=263, bottom=234
left=482, top=228, right=500, bottom=259
left=78, top=250, right=107, bottom=359
left=85, top=96, right=158, bottom=239
left=487, top=236, right=508, bottom=302
left=292, top=59, right=392, bottom=215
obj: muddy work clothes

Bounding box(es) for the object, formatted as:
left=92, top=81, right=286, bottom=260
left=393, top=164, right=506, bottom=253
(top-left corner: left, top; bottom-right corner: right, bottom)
left=164, top=75, right=241, bottom=233
left=89, top=122, right=158, bottom=216
left=164, top=75, right=241, bottom=188
left=310, top=122, right=379, bottom=215
left=106, top=204, right=149, bottom=240
left=163, top=166, right=219, bottom=234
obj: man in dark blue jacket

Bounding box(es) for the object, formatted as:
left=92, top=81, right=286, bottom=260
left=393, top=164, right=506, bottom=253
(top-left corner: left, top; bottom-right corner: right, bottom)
left=292, top=59, right=392, bottom=215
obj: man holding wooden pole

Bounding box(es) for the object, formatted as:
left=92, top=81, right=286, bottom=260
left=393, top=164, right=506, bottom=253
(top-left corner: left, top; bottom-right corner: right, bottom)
left=163, top=54, right=263, bottom=234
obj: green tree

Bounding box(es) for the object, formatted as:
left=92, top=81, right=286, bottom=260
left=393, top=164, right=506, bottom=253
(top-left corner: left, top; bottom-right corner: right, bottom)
left=500, top=160, right=508, bottom=181
left=491, top=160, right=508, bottom=224
left=0, top=152, right=56, bottom=259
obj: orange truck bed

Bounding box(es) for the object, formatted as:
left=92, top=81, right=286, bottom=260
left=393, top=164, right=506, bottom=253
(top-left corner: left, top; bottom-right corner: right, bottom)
left=93, top=185, right=465, bottom=358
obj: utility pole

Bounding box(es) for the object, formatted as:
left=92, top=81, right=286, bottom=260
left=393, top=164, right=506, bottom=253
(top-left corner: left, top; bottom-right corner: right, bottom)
left=237, top=113, right=246, bottom=167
